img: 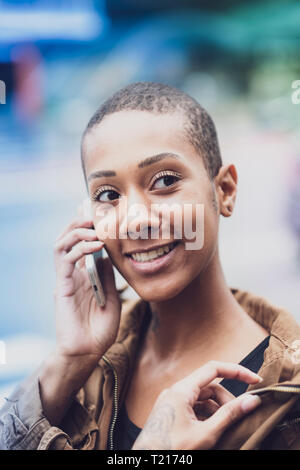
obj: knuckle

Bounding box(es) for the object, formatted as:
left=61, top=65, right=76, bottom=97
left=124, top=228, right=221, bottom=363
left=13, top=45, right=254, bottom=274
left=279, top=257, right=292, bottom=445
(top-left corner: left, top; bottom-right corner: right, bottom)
left=74, top=227, right=84, bottom=236
left=222, top=401, right=240, bottom=422
left=80, top=240, right=89, bottom=250
left=159, top=388, right=170, bottom=399
left=157, top=387, right=175, bottom=404
left=69, top=230, right=80, bottom=244
left=69, top=218, right=78, bottom=228
left=168, top=384, right=177, bottom=395
left=207, top=359, right=218, bottom=369
left=169, top=383, right=186, bottom=399
left=53, top=241, right=61, bottom=253
left=62, top=249, right=72, bottom=262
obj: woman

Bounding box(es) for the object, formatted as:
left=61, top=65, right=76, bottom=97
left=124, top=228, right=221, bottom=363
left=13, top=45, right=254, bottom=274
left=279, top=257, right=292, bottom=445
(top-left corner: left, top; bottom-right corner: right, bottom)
left=1, top=82, right=300, bottom=450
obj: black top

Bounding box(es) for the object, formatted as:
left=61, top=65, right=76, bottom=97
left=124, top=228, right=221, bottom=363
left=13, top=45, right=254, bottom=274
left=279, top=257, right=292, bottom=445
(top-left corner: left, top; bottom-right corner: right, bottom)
left=113, top=307, right=270, bottom=450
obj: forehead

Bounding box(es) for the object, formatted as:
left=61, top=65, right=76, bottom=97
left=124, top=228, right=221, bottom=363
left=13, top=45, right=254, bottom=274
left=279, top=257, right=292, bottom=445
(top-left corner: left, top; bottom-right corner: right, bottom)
left=83, top=110, right=201, bottom=177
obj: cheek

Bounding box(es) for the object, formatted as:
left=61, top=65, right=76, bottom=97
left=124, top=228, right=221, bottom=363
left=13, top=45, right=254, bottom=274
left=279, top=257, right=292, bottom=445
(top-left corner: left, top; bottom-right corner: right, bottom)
left=159, top=199, right=205, bottom=243
left=171, top=194, right=216, bottom=251
left=93, top=211, right=122, bottom=264
left=179, top=196, right=218, bottom=274
left=177, top=209, right=217, bottom=289
left=193, top=201, right=218, bottom=261
left=203, top=202, right=219, bottom=245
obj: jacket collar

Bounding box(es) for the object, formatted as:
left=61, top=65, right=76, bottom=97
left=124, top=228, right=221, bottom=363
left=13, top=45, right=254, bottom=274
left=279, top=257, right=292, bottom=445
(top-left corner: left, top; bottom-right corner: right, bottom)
left=102, top=287, right=300, bottom=386
left=231, top=288, right=300, bottom=386
left=100, top=287, right=300, bottom=449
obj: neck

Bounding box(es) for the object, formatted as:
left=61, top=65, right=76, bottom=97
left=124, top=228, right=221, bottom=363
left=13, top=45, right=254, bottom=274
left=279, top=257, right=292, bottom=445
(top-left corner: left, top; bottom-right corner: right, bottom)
left=145, top=248, right=267, bottom=363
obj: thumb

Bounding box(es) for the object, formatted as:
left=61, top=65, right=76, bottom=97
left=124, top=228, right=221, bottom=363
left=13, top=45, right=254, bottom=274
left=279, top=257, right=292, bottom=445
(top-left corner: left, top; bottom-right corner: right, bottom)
left=203, top=393, right=262, bottom=444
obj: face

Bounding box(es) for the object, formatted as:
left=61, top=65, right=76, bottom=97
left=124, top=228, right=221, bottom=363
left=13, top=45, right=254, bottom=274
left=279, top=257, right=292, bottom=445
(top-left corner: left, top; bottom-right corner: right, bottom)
left=83, top=110, right=223, bottom=302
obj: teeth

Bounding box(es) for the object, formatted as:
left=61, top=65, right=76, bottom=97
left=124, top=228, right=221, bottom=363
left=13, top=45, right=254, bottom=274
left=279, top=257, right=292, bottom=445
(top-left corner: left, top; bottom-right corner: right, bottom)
left=131, top=242, right=175, bottom=262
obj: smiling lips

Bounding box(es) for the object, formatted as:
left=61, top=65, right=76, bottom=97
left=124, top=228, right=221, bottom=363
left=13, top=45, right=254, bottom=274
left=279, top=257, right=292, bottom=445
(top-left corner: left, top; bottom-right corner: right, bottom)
left=126, top=241, right=179, bottom=263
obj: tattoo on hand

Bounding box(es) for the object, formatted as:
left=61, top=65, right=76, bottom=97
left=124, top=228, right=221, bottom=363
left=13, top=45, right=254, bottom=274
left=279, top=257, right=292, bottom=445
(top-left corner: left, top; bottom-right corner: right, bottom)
left=133, top=403, right=175, bottom=450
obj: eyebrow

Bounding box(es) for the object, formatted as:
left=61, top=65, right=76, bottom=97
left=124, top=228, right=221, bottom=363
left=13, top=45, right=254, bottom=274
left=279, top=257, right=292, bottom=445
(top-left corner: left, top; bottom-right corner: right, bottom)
left=87, top=152, right=182, bottom=182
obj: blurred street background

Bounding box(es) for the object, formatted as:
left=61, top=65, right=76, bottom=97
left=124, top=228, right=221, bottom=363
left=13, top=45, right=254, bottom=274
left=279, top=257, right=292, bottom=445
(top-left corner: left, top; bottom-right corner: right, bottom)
left=0, top=0, right=300, bottom=405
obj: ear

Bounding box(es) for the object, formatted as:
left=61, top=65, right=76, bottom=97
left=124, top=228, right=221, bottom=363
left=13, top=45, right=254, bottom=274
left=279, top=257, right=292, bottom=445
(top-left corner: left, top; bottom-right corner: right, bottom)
left=214, top=164, right=238, bottom=217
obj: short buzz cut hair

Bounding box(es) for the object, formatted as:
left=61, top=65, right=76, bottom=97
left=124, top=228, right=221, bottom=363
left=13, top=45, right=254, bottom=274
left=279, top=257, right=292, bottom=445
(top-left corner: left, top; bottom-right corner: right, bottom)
left=81, top=81, right=222, bottom=181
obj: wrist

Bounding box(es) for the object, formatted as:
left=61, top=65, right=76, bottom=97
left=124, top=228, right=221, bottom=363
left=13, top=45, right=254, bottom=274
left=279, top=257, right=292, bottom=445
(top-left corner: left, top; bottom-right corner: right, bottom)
left=39, top=350, right=101, bottom=398
left=53, top=348, right=103, bottom=368
left=38, top=350, right=101, bottom=426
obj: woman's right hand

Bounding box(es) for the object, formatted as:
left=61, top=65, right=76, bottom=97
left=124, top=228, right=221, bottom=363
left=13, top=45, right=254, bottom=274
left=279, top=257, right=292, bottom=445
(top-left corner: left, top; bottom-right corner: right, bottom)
left=38, top=207, right=122, bottom=426
left=53, top=210, right=122, bottom=360
left=132, top=361, right=263, bottom=450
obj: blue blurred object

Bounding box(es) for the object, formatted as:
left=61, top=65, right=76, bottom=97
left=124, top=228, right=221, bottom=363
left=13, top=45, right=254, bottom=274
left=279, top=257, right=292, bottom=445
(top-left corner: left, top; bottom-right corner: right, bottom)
left=0, top=0, right=108, bottom=44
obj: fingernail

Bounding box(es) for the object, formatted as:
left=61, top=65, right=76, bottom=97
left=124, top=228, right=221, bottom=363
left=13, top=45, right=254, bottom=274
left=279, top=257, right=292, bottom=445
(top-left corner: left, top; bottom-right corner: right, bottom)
left=241, top=394, right=262, bottom=413
left=251, top=372, right=263, bottom=382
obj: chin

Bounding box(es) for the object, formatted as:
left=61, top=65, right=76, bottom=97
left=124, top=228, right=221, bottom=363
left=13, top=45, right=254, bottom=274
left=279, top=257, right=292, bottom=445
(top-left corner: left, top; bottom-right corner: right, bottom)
left=135, top=282, right=186, bottom=303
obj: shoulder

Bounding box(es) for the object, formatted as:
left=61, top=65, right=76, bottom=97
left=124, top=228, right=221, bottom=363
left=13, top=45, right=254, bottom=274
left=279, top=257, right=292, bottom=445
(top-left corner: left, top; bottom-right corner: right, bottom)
left=231, top=286, right=300, bottom=350
left=232, top=286, right=300, bottom=389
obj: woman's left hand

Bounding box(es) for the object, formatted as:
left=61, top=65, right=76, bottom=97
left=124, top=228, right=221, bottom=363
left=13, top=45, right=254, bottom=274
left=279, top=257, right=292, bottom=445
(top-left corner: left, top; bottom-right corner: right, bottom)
left=131, top=361, right=262, bottom=450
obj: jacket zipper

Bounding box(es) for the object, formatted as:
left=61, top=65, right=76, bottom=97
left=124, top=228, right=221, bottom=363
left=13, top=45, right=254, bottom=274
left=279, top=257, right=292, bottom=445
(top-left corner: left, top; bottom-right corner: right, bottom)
left=247, top=384, right=300, bottom=395
left=276, top=416, right=300, bottom=431
left=102, top=354, right=119, bottom=450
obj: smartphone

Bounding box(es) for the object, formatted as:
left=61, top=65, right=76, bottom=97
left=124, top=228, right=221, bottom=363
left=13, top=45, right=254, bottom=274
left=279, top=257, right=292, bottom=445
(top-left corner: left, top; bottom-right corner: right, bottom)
left=82, top=198, right=106, bottom=307
left=85, top=248, right=106, bottom=308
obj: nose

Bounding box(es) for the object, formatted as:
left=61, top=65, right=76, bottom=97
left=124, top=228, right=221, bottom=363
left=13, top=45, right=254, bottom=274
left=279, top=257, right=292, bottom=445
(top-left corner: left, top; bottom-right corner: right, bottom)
left=119, top=192, right=161, bottom=240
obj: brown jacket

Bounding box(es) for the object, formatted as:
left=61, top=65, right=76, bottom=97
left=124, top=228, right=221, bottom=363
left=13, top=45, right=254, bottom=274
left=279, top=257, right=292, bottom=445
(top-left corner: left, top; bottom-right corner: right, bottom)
left=1, top=287, right=300, bottom=450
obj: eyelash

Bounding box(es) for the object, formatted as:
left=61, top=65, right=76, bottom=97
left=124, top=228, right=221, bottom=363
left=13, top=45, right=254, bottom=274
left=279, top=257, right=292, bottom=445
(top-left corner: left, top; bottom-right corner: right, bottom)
left=152, top=170, right=181, bottom=189
left=91, top=170, right=181, bottom=202
left=91, top=185, right=118, bottom=203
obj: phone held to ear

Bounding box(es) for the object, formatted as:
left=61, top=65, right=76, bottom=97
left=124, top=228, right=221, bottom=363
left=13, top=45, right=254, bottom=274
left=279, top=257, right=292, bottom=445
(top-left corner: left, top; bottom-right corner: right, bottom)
left=82, top=198, right=106, bottom=308
left=85, top=249, right=106, bottom=307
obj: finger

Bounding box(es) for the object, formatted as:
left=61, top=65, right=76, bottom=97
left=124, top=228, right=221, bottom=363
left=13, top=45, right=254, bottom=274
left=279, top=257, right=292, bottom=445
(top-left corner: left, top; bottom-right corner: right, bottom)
left=194, top=399, right=220, bottom=419
left=60, top=240, right=104, bottom=278
left=194, top=401, right=209, bottom=420
left=55, top=228, right=100, bottom=254
left=54, top=227, right=100, bottom=273
left=76, top=254, right=87, bottom=270
left=172, top=361, right=262, bottom=405
left=202, top=393, right=262, bottom=444
left=55, top=216, right=94, bottom=242
left=197, top=383, right=235, bottom=406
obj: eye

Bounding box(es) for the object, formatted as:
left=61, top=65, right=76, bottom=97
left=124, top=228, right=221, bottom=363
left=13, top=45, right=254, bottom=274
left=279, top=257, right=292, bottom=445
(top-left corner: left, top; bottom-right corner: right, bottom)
left=91, top=186, right=120, bottom=203
left=151, top=171, right=181, bottom=190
